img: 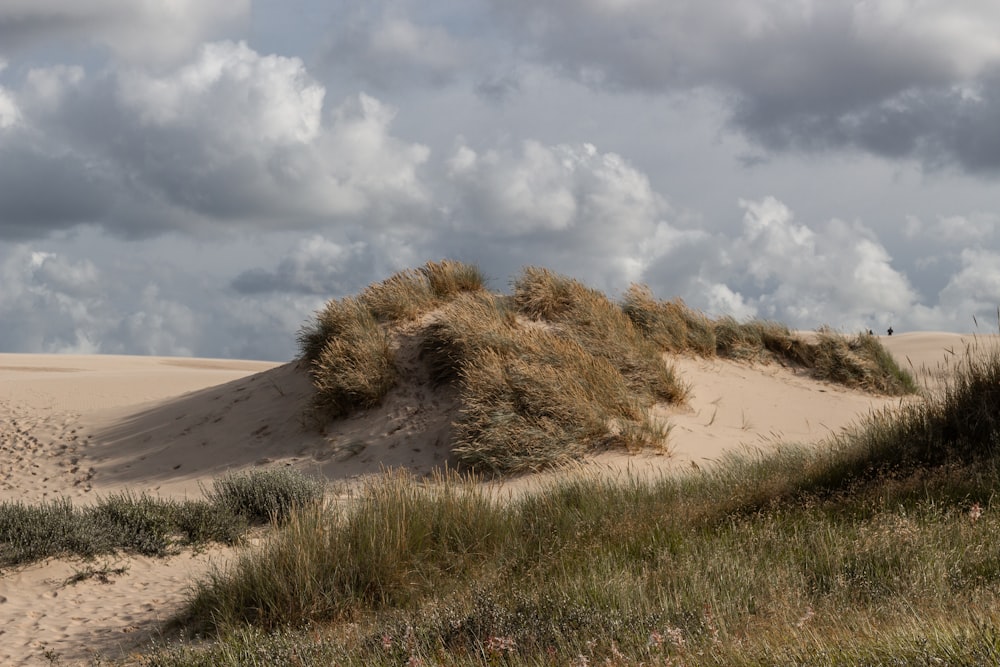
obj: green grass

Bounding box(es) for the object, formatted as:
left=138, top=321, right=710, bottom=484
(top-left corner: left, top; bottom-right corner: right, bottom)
left=134, top=341, right=1000, bottom=667
left=0, top=468, right=323, bottom=570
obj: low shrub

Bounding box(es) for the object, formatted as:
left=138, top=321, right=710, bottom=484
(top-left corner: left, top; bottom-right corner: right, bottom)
left=205, top=468, right=325, bottom=524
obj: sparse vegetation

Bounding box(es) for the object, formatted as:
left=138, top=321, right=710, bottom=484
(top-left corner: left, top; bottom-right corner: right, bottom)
left=0, top=468, right=323, bottom=569
left=136, top=342, right=1000, bottom=666
left=202, top=468, right=327, bottom=525
left=623, top=283, right=915, bottom=395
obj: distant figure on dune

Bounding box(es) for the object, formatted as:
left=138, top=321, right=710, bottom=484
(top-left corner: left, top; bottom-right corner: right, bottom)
left=887, top=326, right=894, bottom=336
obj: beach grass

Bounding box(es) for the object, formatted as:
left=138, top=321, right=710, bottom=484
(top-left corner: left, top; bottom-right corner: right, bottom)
left=297, top=263, right=912, bottom=475
left=134, top=341, right=1000, bottom=666
left=0, top=468, right=324, bottom=569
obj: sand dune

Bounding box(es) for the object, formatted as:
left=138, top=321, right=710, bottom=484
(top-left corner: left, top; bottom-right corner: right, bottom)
left=0, top=332, right=993, bottom=665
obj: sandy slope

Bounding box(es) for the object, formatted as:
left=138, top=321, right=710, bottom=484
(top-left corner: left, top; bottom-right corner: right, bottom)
left=0, top=332, right=991, bottom=665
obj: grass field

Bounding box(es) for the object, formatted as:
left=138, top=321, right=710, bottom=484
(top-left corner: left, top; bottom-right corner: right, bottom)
left=132, top=338, right=1000, bottom=666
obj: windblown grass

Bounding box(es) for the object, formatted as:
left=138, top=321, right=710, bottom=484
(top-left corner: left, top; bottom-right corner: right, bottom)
left=514, top=268, right=686, bottom=404
left=297, top=263, right=914, bottom=474
left=298, top=260, right=486, bottom=420
left=422, top=288, right=675, bottom=472
left=308, top=298, right=397, bottom=419
left=145, top=342, right=1000, bottom=667
left=358, top=259, right=486, bottom=323
left=624, top=283, right=915, bottom=395
left=622, top=284, right=716, bottom=355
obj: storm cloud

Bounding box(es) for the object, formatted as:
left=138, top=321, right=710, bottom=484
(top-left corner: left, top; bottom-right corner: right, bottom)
left=0, top=0, right=998, bottom=359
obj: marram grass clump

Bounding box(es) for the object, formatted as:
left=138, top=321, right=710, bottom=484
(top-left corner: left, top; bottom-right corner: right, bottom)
left=297, top=260, right=486, bottom=421
left=623, top=283, right=915, bottom=395
left=421, top=288, right=676, bottom=472
left=300, top=263, right=684, bottom=474
left=298, top=262, right=914, bottom=474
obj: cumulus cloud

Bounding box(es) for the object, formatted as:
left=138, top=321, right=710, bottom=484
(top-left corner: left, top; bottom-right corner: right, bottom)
left=0, top=0, right=249, bottom=64
left=441, top=139, right=707, bottom=289
left=937, top=248, right=1000, bottom=323
left=488, top=0, right=1000, bottom=171
left=662, top=197, right=924, bottom=332
left=0, top=41, right=430, bottom=240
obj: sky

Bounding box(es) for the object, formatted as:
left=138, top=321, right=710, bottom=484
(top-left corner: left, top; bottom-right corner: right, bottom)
left=2, top=0, right=1000, bottom=360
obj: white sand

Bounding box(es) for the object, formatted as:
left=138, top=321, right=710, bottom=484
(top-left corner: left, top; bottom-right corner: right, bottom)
left=0, top=332, right=992, bottom=664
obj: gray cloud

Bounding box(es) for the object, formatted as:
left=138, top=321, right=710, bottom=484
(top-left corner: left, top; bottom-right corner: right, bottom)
left=488, top=0, right=1000, bottom=171
left=0, top=0, right=249, bottom=64
left=231, top=236, right=376, bottom=296
left=0, top=42, right=431, bottom=240
left=1, top=0, right=998, bottom=360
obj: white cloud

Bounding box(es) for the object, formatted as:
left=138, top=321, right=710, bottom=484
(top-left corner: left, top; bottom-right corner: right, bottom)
left=118, top=41, right=323, bottom=145
left=705, top=197, right=920, bottom=329
left=0, top=88, right=18, bottom=129
left=0, top=42, right=431, bottom=238
left=442, top=139, right=700, bottom=288
left=702, top=281, right=757, bottom=321
left=937, top=248, right=1000, bottom=318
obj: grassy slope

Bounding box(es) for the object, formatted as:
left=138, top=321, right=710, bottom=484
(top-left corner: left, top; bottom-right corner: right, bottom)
left=298, top=262, right=915, bottom=475
left=141, top=329, right=1000, bottom=666
left=4, top=260, right=933, bottom=664
left=152, top=346, right=1000, bottom=665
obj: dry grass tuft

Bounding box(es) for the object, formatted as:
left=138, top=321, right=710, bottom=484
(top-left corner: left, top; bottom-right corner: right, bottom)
left=359, top=259, right=486, bottom=324
left=810, top=327, right=917, bottom=394
left=310, top=298, right=397, bottom=419
left=424, top=290, right=669, bottom=473
left=623, top=284, right=716, bottom=355
left=513, top=268, right=687, bottom=405
left=359, top=268, right=437, bottom=323
left=622, top=284, right=914, bottom=396
left=420, top=259, right=487, bottom=299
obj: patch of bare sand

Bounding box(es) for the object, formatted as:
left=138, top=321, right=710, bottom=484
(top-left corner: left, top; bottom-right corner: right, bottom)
left=0, top=547, right=230, bottom=667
